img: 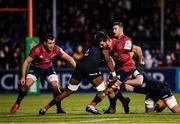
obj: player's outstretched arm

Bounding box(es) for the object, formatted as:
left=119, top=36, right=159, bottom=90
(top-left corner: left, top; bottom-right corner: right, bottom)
left=20, top=56, right=33, bottom=85
left=61, top=52, right=76, bottom=68
left=124, top=84, right=134, bottom=92
left=102, top=49, right=117, bottom=79
left=132, top=45, right=145, bottom=65
left=125, top=74, right=143, bottom=86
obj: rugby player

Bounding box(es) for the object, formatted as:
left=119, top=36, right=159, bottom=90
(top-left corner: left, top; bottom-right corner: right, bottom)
left=124, top=69, right=180, bottom=113
left=87, top=40, right=145, bottom=114
left=10, top=34, right=76, bottom=113
left=103, top=22, right=140, bottom=114
left=38, top=31, right=121, bottom=115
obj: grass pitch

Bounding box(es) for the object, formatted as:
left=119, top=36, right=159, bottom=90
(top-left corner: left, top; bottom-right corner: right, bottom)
left=0, top=93, right=180, bottom=123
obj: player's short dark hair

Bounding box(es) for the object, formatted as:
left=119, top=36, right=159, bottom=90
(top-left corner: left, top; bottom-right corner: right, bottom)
left=44, top=34, right=55, bottom=42
left=113, top=21, right=124, bottom=27
left=94, top=31, right=110, bottom=44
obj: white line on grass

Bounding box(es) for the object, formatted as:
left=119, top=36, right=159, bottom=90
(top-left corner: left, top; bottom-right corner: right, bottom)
left=80, top=118, right=119, bottom=123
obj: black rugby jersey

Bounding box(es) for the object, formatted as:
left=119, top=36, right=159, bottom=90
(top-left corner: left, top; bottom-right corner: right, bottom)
left=83, top=44, right=104, bottom=66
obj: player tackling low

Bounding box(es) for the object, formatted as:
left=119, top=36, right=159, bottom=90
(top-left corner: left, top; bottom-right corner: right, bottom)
left=124, top=68, right=180, bottom=113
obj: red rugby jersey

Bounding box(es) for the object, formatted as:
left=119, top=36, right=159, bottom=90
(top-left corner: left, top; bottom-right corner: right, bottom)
left=110, top=35, right=135, bottom=72
left=29, top=43, right=64, bottom=69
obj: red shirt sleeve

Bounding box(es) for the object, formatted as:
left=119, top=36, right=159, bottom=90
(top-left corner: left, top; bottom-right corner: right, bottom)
left=122, top=37, right=133, bottom=52
left=55, top=45, right=64, bottom=57
left=29, top=45, right=40, bottom=58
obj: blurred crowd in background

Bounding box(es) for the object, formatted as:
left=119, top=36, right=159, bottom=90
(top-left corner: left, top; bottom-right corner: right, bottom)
left=0, top=0, right=179, bottom=70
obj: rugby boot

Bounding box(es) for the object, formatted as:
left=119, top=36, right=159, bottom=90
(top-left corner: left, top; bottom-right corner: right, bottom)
left=102, top=107, right=116, bottom=114
left=10, top=103, right=20, bottom=113
left=57, top=108, right=66, bottom=114
left=122, top=97, right=130, bottom=113
left=86, top=105, right=101, bottom=114
left=39, top=108, right=47, bottom=115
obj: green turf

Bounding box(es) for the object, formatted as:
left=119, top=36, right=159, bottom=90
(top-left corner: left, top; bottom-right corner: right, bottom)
left=0, top=93, right=180, bottom=123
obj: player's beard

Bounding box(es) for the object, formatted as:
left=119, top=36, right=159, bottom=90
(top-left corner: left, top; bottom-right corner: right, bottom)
left=45, top=46, right=53, bottom=52
left=48, top=47, right=53, bottom=51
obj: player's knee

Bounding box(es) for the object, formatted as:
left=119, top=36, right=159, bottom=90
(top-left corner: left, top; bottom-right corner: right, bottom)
left=97, top=91, right=106, bottom=99
left=47, top=74, right=59, bottom=83
left=27, top=74, right=37, bottom=82
left=52, top=86, right=60, bottom=95
left=21, top=84, right=30, bottom=91
left=22, top=78, right=34, bottom=91
left=68, top=83, right=80, bottom=91
left=165, top=95, right=178, bottom=112
left=133, top=70, right=143, bottom=85
left=21, top=86, right=28, bottom=91
left=96, top=81, right=106, bottom=91
left=25, top=74, right=36, bottom=89
left=170, top=105, right=180, bottom=113
left=145, top=99, right=154, bottom=110
left=137, top=75, right=143, bottom=85
left=50, top=81, right=60, bottom=90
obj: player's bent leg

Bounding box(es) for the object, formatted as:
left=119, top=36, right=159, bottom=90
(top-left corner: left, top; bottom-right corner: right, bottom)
left=86, top=76, right=106, bottom=114
left=48, top=74, right=66, bottom=114
left=102, top=88, right=117, bottom=114
left=124, top=84, right=134, bottom=92
left=170, top=105, right=180, bottom=113
left=154, top=102, right=167, bottom=112
left=103, top=88, right=127, bottom=114
left=116, top=90, right=130, bottom=114
left=164, top=95, right=180, bottom=113
left=55, top=77, right=80, bottom=104
left=39, top=90, right=73, bottom=115
left=113, top=81, right=131, bottom=113
left=88, top=86, right=106, bottom=108
left=22, top=77, right=35, bottom=91
left=10, top=77, right=35, bottom=113
left=122, top=97, right=130, bottom=114
left=145, top=96, right=154, bottom=113
left=114, top=70, right=132, bottom=113
left=39, top=77, right=80, bottom=115
left=104, top=84, right=118, bottom=113
left=50, top=81, right=66, bottom=114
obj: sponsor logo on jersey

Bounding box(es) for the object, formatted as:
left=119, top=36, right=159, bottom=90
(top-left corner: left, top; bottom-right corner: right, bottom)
left=162, top=95, right=168, bottom=99
left=45, top=59, right=51, bottom=62
left=124, top=40, right=132, bottom=50
left=39, top=55, right=43, bottom=59
left=29, top=70, right=34, bottom=73
left=89, top=72, right=100, bottom=76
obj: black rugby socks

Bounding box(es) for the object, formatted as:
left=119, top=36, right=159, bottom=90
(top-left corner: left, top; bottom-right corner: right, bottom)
left=16, top=88, right=27, bottom=104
